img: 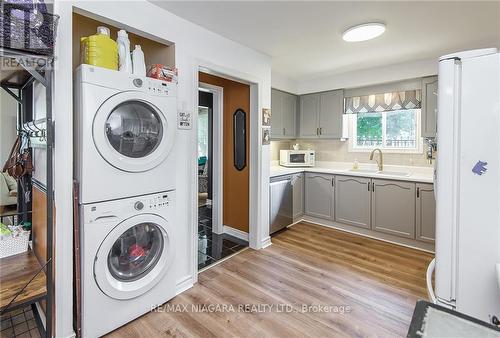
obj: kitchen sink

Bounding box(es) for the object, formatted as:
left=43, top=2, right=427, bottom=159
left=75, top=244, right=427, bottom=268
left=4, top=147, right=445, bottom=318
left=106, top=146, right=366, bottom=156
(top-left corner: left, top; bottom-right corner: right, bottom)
left=348, top=169, right=410, bottom=177
left=348, top=169, right=379, bottom=174
left=377, top=171, right=411, bottom=177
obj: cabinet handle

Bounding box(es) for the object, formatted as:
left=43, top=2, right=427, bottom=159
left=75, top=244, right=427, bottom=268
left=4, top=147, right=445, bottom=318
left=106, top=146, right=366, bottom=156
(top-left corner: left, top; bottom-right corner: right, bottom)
left=320, top=127, right=323, bottom=135
left=331, top=178, right=334, bottom=187
left=372, top=183, right=375, bottom=192
left=417, top=187, right=420, bottom=198
left=367, top=182, right=370, bottom=191
left=316, top=127, right=319, bottom=135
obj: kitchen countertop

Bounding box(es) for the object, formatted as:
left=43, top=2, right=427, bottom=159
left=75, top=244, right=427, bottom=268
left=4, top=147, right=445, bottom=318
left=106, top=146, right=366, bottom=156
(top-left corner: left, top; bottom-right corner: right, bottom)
left=270, top=161, right=434, bottom=183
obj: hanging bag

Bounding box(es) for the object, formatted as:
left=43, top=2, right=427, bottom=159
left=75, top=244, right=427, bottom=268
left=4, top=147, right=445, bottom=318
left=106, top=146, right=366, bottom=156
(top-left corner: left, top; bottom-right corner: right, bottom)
left=2, top=136, right=34, bottom=179
left=2, top=136, right=21, bottom=177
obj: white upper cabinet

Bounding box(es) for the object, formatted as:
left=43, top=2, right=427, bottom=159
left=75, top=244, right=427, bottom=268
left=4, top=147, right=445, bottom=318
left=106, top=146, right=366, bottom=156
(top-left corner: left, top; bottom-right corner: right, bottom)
left=299, top=90, right=343, bottom=139
left=319, top=90, right=343, bottom=138
left=299, top=93, right=320, bottom=138
left=271, top=89, right=297, bottom=139
left=271, top=89, right=283, bottom=138
left=282, top=92, right=297, bottom=138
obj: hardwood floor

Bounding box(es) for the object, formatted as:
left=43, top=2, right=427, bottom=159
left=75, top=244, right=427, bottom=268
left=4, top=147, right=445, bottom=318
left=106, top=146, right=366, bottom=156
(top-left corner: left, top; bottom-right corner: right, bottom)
left=107, top=222, right=434, bottom=338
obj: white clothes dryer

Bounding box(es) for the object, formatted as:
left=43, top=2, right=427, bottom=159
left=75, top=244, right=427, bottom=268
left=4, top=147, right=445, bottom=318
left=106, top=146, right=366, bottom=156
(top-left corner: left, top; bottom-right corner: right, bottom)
left=75, top=64, right=178, bottom=203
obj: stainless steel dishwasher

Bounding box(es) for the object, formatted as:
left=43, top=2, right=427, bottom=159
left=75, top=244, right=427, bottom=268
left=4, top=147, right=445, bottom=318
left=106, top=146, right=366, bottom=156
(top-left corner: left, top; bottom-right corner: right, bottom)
left=269, top=175, right=294, bottom=234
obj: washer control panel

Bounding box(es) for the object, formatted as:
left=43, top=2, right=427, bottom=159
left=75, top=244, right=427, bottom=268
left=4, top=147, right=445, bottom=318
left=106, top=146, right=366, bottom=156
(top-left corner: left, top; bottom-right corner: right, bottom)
left=83, top=191, right=175, bottom=223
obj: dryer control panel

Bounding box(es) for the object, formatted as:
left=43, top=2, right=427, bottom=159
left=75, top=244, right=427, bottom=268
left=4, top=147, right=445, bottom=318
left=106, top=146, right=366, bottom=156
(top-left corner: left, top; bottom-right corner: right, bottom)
left=77, top=64, right=177, bottom=98
left=131, top=76, right=175, bottom=97
left=146, top=79, right=173, bottom=96
left=145, top=193, right=171, bottom=210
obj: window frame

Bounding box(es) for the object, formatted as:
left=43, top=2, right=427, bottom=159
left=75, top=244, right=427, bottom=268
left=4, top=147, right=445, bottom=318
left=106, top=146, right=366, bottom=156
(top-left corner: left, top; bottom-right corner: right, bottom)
left=347, top=109, right=423, bottom=154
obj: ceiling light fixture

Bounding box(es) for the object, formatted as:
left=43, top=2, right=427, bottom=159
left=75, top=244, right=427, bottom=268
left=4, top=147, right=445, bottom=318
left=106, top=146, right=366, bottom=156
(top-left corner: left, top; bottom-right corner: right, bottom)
left=342, top=23, right=386, bottom=42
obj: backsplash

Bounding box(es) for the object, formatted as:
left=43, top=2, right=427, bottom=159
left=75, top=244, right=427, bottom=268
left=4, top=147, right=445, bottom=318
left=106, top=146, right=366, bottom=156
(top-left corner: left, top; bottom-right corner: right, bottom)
left=270, top=139, right=433, bottom=167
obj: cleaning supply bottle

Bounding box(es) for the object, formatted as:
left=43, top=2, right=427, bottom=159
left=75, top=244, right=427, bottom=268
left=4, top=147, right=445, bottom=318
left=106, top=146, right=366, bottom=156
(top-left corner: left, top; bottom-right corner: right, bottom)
left=353, top=158, right=359, bottom=170
left=116, top=30, right=132, bottom=73
left=80, top=26, right=118, bottom=70
left=132, top=45, right=146, bottom=76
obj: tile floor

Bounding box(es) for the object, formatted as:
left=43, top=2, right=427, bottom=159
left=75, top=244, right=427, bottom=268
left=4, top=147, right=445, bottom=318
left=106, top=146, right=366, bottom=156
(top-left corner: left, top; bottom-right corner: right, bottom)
left=0, top=307, right=40, bottom=338
left=198, top=205, right=247, bottom=270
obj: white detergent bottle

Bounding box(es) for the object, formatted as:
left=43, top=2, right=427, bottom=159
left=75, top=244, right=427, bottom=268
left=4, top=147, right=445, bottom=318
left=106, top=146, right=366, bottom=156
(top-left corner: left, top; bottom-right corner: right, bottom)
left=132, top=45, right=146, bottom=76
left=116, top=30, right=132, bottom=73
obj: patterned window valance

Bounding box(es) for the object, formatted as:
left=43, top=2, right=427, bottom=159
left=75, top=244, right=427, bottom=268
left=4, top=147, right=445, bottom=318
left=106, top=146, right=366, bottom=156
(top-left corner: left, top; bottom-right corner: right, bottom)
left=344, top=90, right=421, bottom=114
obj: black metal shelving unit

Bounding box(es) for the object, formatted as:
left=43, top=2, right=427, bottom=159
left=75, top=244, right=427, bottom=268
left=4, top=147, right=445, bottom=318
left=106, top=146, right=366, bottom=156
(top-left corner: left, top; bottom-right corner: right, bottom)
left=0, top=47, right=54, bottom=338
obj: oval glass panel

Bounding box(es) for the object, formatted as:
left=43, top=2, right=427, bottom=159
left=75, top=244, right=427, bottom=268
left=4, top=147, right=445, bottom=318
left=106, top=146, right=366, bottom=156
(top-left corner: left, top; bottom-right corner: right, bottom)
left=105, top=101, right=163, bottom=158
left=233, top=109, right=246, bottom=171
left=107, top=222, right=164, bottom=282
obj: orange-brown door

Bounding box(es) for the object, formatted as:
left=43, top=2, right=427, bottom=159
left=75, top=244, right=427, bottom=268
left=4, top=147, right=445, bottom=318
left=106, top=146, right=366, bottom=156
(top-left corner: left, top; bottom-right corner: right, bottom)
left=199, top=72, right=250, bottom=233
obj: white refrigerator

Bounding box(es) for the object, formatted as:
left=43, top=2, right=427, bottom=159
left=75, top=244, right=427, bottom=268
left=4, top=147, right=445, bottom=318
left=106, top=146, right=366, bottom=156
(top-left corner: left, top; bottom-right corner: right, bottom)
left=427, top=48, right=500, bottom=325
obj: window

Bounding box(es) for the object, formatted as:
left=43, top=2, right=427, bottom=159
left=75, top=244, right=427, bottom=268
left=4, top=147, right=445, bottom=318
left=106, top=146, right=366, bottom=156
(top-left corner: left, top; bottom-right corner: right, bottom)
left=348, top=109, right=422, bottom=153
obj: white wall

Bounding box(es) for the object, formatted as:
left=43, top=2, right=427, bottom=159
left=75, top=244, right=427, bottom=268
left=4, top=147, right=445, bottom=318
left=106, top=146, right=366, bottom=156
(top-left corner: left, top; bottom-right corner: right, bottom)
left=0, top=90, right=17, bottom=164
left=271, top=57, right=438, bottom=95
left=53, top=1, right=271, bottom=337
left=271, top=70, right=298, bottom=93
left=270, top=139, right=432, bottom=167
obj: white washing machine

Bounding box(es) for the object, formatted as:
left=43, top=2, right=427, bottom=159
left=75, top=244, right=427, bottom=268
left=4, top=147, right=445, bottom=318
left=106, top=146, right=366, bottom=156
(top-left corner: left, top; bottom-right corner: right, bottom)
left=81, top=191, right=177, bottom=337
left=75, top=64, right=177, bottom=204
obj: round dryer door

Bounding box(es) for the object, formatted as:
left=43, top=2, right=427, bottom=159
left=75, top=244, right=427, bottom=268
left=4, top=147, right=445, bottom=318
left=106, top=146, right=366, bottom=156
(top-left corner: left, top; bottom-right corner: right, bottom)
left=94, top=214, right=174, bottom=300
left=93, top=91, right=175, bottom=172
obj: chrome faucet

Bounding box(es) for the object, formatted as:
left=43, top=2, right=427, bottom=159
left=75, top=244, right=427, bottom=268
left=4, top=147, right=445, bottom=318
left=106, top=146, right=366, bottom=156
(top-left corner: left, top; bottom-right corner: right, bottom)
left=369, top=148, right=383, bottom=171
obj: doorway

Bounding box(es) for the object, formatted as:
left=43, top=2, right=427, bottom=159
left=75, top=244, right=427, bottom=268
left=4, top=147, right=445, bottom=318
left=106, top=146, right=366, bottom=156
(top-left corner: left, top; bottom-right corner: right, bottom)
left=197, top=73, right=250, bottom=270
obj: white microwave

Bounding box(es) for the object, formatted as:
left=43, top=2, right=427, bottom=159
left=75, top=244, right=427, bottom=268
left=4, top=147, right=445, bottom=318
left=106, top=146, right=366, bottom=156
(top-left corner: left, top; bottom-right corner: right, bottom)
left=279, top=150, right=315, bottom=167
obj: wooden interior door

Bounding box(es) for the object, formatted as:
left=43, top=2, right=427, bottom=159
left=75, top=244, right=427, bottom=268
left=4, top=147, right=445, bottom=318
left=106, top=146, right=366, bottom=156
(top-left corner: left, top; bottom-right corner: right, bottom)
left=199, top=72, right=250, bottom=233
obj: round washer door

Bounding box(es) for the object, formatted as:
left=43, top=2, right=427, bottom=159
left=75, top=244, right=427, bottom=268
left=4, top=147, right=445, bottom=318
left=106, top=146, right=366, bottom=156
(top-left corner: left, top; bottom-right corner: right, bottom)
left=94, top=214, right=174, bottom=300
left=93, top=91, right=175, bottom=172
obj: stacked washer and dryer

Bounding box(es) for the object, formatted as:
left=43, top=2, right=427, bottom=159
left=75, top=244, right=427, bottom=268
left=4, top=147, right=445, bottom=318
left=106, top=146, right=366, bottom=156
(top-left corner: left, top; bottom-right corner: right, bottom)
left=75, top=64, right=178, bottom=337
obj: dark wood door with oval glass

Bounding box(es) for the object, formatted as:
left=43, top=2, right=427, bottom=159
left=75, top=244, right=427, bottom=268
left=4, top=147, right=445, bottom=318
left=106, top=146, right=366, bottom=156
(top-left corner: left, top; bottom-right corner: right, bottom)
left=199, top=72, right=250, bottom=234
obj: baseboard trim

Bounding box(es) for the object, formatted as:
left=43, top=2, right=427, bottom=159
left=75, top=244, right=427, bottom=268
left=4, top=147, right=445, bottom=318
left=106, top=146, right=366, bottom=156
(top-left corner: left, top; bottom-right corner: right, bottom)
left=223, top=225, right=249, bottom=241
left=261, top=236, right=272, bottom=249
left=176, top=275, right=194, bottom=295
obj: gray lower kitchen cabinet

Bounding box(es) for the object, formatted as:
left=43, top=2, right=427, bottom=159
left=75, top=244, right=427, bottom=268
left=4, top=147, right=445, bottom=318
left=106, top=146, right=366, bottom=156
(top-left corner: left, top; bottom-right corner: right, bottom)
left=421, top=76, right=438, bottom=138
left=271, top=89, right=297, bottom=139
left=371, top=179, right=416, bottom=238
left=304, top=172, right=335, bottom=220
left=334, top=176, right=371, bottom=229
left=319, top=90, right=343, bottom=138
left=416, top=183, right=436, bottom=243
left=292, top=173, right=304, bottom=219
left=299, top=94, right=320, bottom=138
